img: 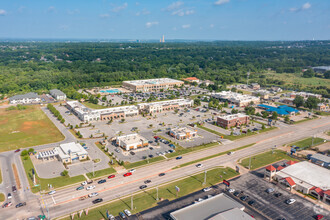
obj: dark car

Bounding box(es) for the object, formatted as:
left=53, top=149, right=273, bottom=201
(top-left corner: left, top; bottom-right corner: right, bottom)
left=176, top=156, right=182, bottom=160
left=248, top=200, right=255, bottom=206
left=92, top=198, right=103, bottom=204
left=12, top=185, right=17, bottom=193
left=149, top=147, right=154, bottom=150
left=149, top=155, right=154, bottom=158
left=240, top=195, right=249, bottom=201
left=14, top=149, right=21, bottom=153
left=140, top=185, right=147, bottom=189
left=144, top=180, right=151, bottom=184
left=119, top=212, right=126, bottom=219
left=159, top=173, right=165, bottom=177
left=76, top=186, right=84, bottom=190
left=15, top=202, right=26, bottom=208
left=97, top=179, right=106, bottom=184
left=129, top=151, right=135, bottom=155
left=233, top=191, right=240, bottom=197
left=142, top=156, right=147, bottom=160
left=274, top=192, right=282, bottom=197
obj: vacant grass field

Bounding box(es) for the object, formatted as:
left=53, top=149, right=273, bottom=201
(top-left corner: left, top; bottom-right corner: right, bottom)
left=0, top=193, right=4, bottom=202
left=21, top=156, right=86, bottom=193
left=86, top=167, right=116, bottom=179
left=0, top=106, right=64, bottom=152
left=239, top=150, right=299, bottom=170
left=290, top=137, right=325, bottom=150
left=63, top=167, right=238, bottom=220
left=0, top=167, right=2, bottom=184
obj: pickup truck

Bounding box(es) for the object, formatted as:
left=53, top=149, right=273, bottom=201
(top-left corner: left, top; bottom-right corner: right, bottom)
left=79, top=196, right=89, bottom=201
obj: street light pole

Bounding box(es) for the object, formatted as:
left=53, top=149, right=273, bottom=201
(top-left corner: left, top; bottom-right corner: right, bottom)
left=131, top=193, right=134, bottom=210
left=156, top=186, right=159, bottom=201
left=93, top=160, right=95, bottom=177
left=203, top=170, right=207, bottom=185
left=249, top=157, right=252, bottom=170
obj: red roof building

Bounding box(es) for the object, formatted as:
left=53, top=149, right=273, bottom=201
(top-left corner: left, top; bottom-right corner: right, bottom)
left=286, top=160, right=298, bottom=166
left=276, top=166, right=284, bottom=171
left=265, top=165, right=276, bottom=172
left=282, top=177, right=296, bottom=186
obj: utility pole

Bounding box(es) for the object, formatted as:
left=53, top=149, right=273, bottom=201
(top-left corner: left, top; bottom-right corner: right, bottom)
left=93, top=160, right=95, bottom=177
left=131, top=193, right=134, bottom=210
left=312, top=135, right=315, bottom=147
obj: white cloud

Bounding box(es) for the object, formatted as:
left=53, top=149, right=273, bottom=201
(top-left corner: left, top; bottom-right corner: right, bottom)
left=0, top=9, right=7, bottom=16
left=100, top=14, right=110, bottom=18
left=289, top=8, right=298, bottom=12
left=47, top=6, right=56, bottom=13
left=67, top=9, right=80, bottom=15
left=112, top=3, right=128, bottom=12
left=165, top=1, right=184, bottom=11
left=145, top=21, right=159, bottom=28
left=302, top=2, right=311, bottom=10
left=182, top=24, right=191, bottom=29
left=214, top=0, right=230, bottom=6
left=185, top=10, right=194, bottom=15
left=172, top=9, right=194, bottom=16
left=136, top=9, right=150, bottom=16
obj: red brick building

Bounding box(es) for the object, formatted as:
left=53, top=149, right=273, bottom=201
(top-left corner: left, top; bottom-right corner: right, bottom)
left=216, top=113, right=250, bottom=129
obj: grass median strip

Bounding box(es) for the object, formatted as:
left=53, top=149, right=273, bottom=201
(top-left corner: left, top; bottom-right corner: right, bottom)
left=21, top=156, right=86, bottom=193
left=0, top=166, right=2, bottom=184
left=239, top=150, right=299, bottom=170
left=61, top=167, right=238, bottom=220
left=0, top=193, right=5, bottom=202
left=86, top=167, right=117, bottom=179
left=289, top=137, right=325, bottom=150
left=173, top=143, right=255, bottom=169
left=123, top=156, right=165, bottom=169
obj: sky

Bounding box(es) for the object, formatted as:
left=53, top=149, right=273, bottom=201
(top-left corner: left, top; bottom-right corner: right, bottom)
left=0, top=0, right=329, bottom=41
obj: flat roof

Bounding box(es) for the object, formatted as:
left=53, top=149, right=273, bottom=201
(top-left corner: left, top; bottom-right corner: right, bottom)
left=123, top=78, right=183, bottom=86
left=277, top=161, right=330, bottom=190
left=170, top=193, right=245, bottom=220
left=117, top=134, right=148, bottom=145
left=59, top=142, right=88, bottom=156
left=217, top=113, right=248, bottom=121
left=209, top=208, right=255, bottom=220
left=311, top=153, right=330, bottom=163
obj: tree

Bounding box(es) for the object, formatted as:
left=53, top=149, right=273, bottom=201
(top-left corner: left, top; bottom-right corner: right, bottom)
left=261, top=111, right=269, bottom=118
left=231, top=108, right=238, bottom=114
left=261, top=124, right=265, bottom=130
left=302, top=69, right=315, bottom=78
left=284, top=115, right=290, bottom=122
left=61, top=170, right=69, bottom=176
left=293, top=95, right=304, bottom=108
left=28, top=148, right=34, bottom=154
left=304, top=97, right=320, bottom=109
left=324, top=71, right=330, bottom=79
left=194, top=98, right=201, bottom=106
left=271, top=111, right=278, bottom=120
left=20, top=150, right=28, bottom=156
left=60, top=118, right=65, bottom=123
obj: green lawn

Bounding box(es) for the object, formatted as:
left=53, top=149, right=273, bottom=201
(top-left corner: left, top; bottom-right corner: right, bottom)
left=86, top=167, right=116, bottom=179
left=0, top=193, right=5, bottom=202
left=21, top=156, right=86, bottom=193
left=197, top=124, right=277, bottom=141
left=0, top=166, right=2, bottom=184
left=174, top=143, right=255, bottom=169
left=289, top=137, right=326, bottom=150
left=123, top=156, right=165, bottom=169
left=0, top=106, right=64, bottom=152
left=62, top=167, right=238, bottom=220
left=82, top=102, right=109, bottom=109
left=239, top=150, right=298, bottom=170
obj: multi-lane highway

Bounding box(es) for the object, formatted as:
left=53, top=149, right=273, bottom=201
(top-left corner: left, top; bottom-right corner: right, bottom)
left=0, top=116, right=329, bottom=220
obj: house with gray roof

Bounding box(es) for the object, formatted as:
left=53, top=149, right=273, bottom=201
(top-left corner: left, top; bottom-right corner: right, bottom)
left=50, top=89, right=67, bottom=100
left=9, top=92, right=41, bottom=104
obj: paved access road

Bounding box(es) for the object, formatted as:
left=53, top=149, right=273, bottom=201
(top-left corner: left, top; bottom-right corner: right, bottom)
left=0, top=116, right=329, bottom=220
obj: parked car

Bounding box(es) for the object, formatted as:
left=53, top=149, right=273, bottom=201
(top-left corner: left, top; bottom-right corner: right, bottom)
left=98, top=179, right=106, bottom=184
left=119, top=212, right=126, bottom=219
left=124, top=209, right=132, bottom=216
left=176, top=156, right=182, bottom=160
left=129, top=151, right=135, bottom=155
left=227, top=151, right=235, bottom=155
left=108, top=175, right=116, bottom=179
left=285, top=199, right=296, bottom=205
left=149, top=147, right=154, bottom=150
left=149, top=155, right=154, bottom=158
left=266, top=188, right=275, bottom=193
left=108, top=214, right=115, bottom=220
left=2, top=202, right=12, bottom=208
left=86, top=185, right=96, bottom=190
left=233, top=191, right=240, bottom=197
left=123, top=172, right=132, bottom=177
left=248, top=200, right=255, bottom=206
left=159, top=173, right=165, bottom=177
left=92, top=198, right=103, bottom=204
left=240, top=195, right=249, bottom=201
left=129, top=169, right=136, bottom=173
left=15, top=202, right=26, bottom=208
left=228, top=188, right=235, bottom=193
left=14, top=149, right=21, bottom=153
left=315, top=215, right=324, bottom=220
left=196, top=164, right=203, bottom=168
left=81, top=181, right=87, bottom=186
left=274, top=192, right=282, bottom=197
left=88, top=192, right=99, bottom=197
left=12, top=185, right=17, bottom=193
left=48, top=190, right=56, bottom=195
left=140, top=185, right=147, bottom=190
left=203, top=187, right=211, bottom=192
left=144, top=180, right=151, bottom=184
left=7, top=193, right=12, bottom=199
left=76, top=186, right=84, bottom=191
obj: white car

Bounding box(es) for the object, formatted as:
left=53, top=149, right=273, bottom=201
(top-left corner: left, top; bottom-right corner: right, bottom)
left=130, top=169, right=136, bottom=173
left=124, top=209, right=132, bottom=216
left=228, top=188, right=235, bottom=193
left=108, top=214, right=115, bottom=220
left=227, top=151, right=235, bottom=155
left=203, top=187, right=211, bottom=192
left=48, top=190, right=56, bottom=195
left=86, top=185, right=96, bottom=190
left=89, top=192, right=99, bottom=197
left=196, top=164, right=203, bottom=168
left=286, top=199, right=296, bottom=205
left=81, top=181, right=87, bottom=186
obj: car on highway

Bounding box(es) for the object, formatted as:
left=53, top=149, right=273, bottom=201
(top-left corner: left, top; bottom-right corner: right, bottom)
left=76, top=186, right=84, bottom=191
left=88, top=192, right=99, bottom=197
left=140, top=185, right=147, bottom=189
left=2, top=202, right=12, bottom=208
left=149, top=154, right=154, bottom=158
left=227, top=188, right=235, bottom=193
left=144, top=180, right=151, bottom=184
left=12, top=185, right=17, bottom=193
left=159, top=173, right=165, bottom=177
left=266, top=188, right=275, bottom=193
left=285, top=198, right=296, bottom=205
left=108, top=175, right=116, bottom=179
left=14, top=149, right=21, bottom=153
left=176, top=156, right=182, bottom=160
left=227, top=151, right=235, bottom=155
left=315, top=215, right=324, bottom=220
left=86, top=185, right=96, bottom=190
left=15, top=202, right=26, bottom=208
left=7, top=193, right=12, bottom=199
left=124, top=209, right=132, bottom=216
left=48, top=190, right=56, bottom=195
left=123, top=172, right=132, bottom=177
left=92, top=198, right=103, bottom=204
left=248, top=200, right=255, bottom=206
left=203, top=187, right=211, bottom=192
left=119, top=212, right=126, bottom=219
left=129, top=169, right=136, bottom=173
left=98, top=179, right=106, bottom=184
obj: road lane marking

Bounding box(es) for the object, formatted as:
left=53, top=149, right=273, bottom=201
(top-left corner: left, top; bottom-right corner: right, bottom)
left=51, top=195, right=56, bottom=204
left=255, top=132, right=293, bottom=144
left=311, top=121, right=330, bottom=129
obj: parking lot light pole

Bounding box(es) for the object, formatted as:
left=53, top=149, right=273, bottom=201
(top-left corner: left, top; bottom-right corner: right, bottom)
left=203, top=170, right=207, bottom=185
left=93, top=160, right=95, bottom=177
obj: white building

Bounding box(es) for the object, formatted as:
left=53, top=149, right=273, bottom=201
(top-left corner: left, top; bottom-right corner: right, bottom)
left=55, top=142, right=88, bottom=163
left=137, top=99, right=193, bottom=113
left=116, top=134, right=149, bottom=151
left=50, top=89, right=67, bottom=100
left=211, top=91, right=260, bottom=107
left=9, top=92, right=41, bottom=104
left=66, top=101, right=139, bottom=122
left=169, top=127, right=197, bottom=140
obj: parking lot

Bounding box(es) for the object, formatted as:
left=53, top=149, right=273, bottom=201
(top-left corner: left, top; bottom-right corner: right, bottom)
left=227, top=171, right=329, bottom=220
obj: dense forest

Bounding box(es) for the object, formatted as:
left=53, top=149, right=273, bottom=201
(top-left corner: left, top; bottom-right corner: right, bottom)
left=0, top=40, right=329, bottom=97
